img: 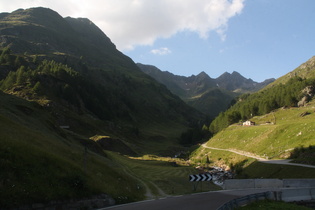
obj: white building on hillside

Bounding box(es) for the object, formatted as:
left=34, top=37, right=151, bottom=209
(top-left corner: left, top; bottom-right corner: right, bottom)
left=243, top=120, right=255, bottom=126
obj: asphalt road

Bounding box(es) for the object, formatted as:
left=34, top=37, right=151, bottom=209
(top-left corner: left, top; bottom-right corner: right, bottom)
left=100, top=189, right=270, bottom=210
left=202, top=144, right=315, bottom=169
left=259, top=159, right=315, bottom=168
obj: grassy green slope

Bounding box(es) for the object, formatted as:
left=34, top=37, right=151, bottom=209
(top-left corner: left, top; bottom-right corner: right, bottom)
left=0, top=8, right=206, bottom=160
left=106, top=152, right=221, bottom=196
left=0, top=8, right=207, bottom=208
left=0, top=91, right=146, bottom=207
left=240, top=161, right=315, bottom=179
left=190, top=99, right=315, bottom=177
left=204, top=101, right=315, bottom=158
left=0, top=90, right=208, bottom=208
left=189, top=56, right=315, bottom=179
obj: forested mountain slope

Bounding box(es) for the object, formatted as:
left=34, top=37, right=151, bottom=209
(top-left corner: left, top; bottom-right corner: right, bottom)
left=209, top=56, right=315, bottom=133
left=0, top=7, right=205, bottom=208
left=0, top=7, right=204, bottom=143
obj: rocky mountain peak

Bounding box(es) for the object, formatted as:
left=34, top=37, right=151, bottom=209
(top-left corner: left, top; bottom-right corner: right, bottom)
left=0, top=7, right=122, bottom=69
left=193, top=71, right=213, bottom=83
left=231, top=71, right=248, bottom=79
left=197, top=71, right=209, bottom=77
left=299, top=56, right=315, bottom=70
left=9, top=7, right=69, bottom=32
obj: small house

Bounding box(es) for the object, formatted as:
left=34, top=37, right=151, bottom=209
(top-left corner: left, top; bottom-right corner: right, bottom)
left=243, top=120, right=255, bottom=126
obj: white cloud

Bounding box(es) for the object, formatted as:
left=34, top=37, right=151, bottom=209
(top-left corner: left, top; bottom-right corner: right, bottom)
left=0, top=0, right=245, bottom=51
left=151, top=47, right=172, bottom=55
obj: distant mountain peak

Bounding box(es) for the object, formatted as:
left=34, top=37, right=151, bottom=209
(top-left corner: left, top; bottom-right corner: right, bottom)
left=220, top=71, right=230, bottom=76
left=231, top=71, right=242, bottom=76
left=218, top=71, right=244, bottom=79
left=197, top=71, right=208, bottom=76
left=195, top=71, right=212, bottom=80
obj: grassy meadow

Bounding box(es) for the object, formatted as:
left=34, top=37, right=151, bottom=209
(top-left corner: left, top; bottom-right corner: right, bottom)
left=107, top=152, right=221, bottom=197
left=203, top=101, right=315, bottom=159
left=0, top=92, right=146, bottom=207
left=2, top=89, right=315, bottom=208
left=0, top=91, right=213, bottom=208
left=190, top=100, right=315, bottom=177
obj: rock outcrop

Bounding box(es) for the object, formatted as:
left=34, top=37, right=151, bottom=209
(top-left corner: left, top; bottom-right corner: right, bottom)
left=298, top=86, right=315, bottom=107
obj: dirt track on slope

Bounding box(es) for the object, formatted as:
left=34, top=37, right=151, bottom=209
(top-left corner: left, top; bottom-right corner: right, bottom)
left=111, top=157, right=168, bottom=199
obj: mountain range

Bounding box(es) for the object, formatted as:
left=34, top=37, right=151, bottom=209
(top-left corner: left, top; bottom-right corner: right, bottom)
left=0, top=7, right=205, bottom=143
left=138, top=63, right=275, bottom=117
left=1, top=7, right=314, bottom=209
left=0, top=8, right=206, bottom=206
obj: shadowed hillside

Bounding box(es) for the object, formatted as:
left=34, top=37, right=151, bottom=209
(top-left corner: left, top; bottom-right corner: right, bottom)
left=0, top=7, right=205, bottom=145
left=0, top=7, right=206, bottom=208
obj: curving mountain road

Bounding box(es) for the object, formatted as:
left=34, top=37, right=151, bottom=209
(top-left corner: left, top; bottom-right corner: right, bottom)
left=201, top=144, right=315, bottom=168
left=259, top=159, right=315, bottom=169
left=201, top=143, right=267, bottom=161
left=101, top=189, right=271, bottom=210
left=100, top=145, right=315, bottom=210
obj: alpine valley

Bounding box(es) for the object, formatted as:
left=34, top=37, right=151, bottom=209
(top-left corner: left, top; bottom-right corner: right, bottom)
left=0, top=7, right=314, bottom=209
left=137, top=63, right=275, bottom=118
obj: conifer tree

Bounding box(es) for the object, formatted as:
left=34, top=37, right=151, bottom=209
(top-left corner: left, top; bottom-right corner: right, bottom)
left=33, top=81, right=43, bottom=94
left=16, top=66, right=26, bottom=85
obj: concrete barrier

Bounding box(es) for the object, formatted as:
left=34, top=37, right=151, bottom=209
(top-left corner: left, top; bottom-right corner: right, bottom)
left=255, top=179, right=283, bottom=189
left=223, top=179, right=255, bottom=190
left=279, top=188, right=315, bottom=202
left=283, top=179, right=315, bottom=188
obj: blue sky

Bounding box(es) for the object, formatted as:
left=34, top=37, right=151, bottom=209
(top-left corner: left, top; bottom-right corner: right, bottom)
left=1, top=0, right=314, bottom=82
left=124, top=0, right=315, bottom=81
